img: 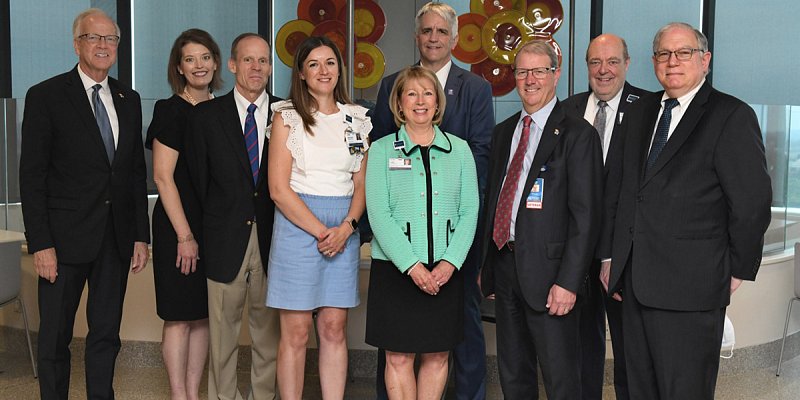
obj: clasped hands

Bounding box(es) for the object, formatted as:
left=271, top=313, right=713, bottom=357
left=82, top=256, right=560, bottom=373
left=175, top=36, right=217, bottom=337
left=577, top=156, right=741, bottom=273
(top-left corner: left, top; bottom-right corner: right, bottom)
left=409, top=261, right=456, bottom=296
left=317, top=222, right=352, bottom=257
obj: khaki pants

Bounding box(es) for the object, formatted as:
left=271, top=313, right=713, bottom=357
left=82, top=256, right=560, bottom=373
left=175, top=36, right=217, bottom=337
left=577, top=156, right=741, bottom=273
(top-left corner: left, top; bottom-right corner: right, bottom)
left=207, top=225, right=280, bottom=400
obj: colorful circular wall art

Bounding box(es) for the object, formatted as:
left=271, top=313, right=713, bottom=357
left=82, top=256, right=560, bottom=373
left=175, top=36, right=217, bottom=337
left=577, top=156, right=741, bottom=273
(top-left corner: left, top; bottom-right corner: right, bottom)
left=277, top=0, right=386, bottom=88
left=455, top=0, right=564, bottom=96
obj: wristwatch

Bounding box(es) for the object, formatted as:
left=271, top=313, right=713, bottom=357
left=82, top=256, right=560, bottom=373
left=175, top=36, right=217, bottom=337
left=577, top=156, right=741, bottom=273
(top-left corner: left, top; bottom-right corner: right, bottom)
left=347, top=218, right=359, bottom=233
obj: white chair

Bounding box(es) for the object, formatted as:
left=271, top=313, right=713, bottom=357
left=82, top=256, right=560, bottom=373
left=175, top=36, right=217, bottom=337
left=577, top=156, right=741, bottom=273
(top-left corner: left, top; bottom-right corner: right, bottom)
left=776, top=242, right=800, bottom=376
left=0, top=239, right=37, bottom=378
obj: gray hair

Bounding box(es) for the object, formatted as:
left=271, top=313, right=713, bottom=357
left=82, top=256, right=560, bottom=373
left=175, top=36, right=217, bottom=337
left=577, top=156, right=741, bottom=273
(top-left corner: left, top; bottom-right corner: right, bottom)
left=72, top=8, right=121, bottom=38
left=516, top=40, right=558, bottom=69
left=652, top=22, right=708, bottom=53
left=415, top=2, right=458, bottom=36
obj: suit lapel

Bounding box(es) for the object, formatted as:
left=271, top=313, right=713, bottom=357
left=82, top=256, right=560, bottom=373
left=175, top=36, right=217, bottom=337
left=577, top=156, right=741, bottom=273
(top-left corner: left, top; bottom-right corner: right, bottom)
left=642, top=82, right=711, bottom=185
left=65, top=68, right=109, bottom=164
left=108, top=79, right=128, bottom=166
left=440, top=65, right=464, bottom=129
left=520, top=104, right=565, bottom=202
left=219, top=92, right=252, bottom=184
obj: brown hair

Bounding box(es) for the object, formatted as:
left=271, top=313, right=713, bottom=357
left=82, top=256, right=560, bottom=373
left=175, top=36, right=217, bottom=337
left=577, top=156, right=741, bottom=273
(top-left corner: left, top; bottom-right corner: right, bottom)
left=283, top=36, right=352, bottom=133
left=388, top=66, right=446, bottom=128
left=167, top=29, right=223, bottom=94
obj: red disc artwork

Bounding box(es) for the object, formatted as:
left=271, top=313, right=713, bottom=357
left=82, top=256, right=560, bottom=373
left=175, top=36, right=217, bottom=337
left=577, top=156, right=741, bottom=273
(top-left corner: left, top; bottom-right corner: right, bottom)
left=471, top=58, right=516, bottom=96
left=453, top=13, right=488, bottom=64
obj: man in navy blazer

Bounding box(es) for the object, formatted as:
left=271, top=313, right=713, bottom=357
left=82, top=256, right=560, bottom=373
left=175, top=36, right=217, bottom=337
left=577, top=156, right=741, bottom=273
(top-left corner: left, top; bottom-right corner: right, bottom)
left=561, top=33, right=649, bottom=400
left=370, top=2, right=494, bottom=399
left=601, top=23, right=771, bottom=399
left=20, top=9, right=149, bottom=400
left=480, top=41, right=603, bottom=400
left=185, top=33, right=281, bottom=400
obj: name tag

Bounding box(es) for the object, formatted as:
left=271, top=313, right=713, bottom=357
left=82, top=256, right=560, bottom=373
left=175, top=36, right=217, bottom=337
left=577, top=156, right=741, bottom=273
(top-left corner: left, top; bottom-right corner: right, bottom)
left=526, top=178, right=544, bottom=209
left=389, top=157, right=412, bottom=170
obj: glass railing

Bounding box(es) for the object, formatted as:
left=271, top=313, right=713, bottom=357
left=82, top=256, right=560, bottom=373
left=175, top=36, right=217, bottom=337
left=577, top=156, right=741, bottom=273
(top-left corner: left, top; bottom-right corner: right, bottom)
left=1, top=97, right=795, bottom=254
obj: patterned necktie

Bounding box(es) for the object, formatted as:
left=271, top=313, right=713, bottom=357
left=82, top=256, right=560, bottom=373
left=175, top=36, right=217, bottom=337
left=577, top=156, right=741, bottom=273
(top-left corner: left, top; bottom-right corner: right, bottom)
left=244, top=103, right=259, bottom=185
left=492, top=115, right=532, bottom=249
left=646, top=98, right=679, bottom=171
left=593, top=100, right=607, bottom=145
left=92, top=84, right=115, bottom=163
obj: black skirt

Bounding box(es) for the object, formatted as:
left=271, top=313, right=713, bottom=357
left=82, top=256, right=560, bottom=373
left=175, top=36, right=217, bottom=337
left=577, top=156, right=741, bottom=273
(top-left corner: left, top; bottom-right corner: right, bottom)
left=365, top=258, right=463, bottom=353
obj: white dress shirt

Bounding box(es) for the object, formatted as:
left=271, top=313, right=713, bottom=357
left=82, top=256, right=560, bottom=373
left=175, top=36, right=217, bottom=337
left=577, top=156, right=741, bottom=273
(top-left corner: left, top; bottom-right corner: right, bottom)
left=583, top=89, right=623, bottom=163
left=648, top=78, right=706, bottom=154
left=233, top=88, right=270, bottom=167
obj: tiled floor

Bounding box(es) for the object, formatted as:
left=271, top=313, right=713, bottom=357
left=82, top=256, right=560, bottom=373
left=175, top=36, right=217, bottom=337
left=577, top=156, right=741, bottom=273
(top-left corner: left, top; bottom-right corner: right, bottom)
left=2, top=350, right=800, bottom=399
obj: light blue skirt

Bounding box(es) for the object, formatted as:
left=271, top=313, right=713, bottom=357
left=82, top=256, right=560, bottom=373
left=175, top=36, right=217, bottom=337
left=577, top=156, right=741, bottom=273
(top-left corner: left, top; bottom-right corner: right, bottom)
left=266, top=193, right=360, bottom=310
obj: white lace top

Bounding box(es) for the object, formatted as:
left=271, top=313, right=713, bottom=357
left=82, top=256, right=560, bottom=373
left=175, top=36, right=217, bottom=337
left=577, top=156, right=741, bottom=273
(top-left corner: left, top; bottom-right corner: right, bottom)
left=269, top=100, right=371, bottom=196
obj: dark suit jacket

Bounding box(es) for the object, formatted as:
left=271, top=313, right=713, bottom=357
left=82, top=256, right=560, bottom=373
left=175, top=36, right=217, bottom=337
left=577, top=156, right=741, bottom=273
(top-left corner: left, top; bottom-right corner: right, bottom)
left=562, top=82, right=650, bottom=256
left=480, top=101, right=604, bottom=311
left=185, top=90, right=280, bottom=283
left=604, top=81, right=772, bottom=311
left=371, top=63, right=494, bottom=195
left=20, top=66, right=149, bottom=263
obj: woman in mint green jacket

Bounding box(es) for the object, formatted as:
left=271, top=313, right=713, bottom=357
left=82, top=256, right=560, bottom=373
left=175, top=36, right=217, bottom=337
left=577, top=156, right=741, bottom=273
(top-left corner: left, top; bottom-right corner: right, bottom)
left=365, top=66, right=479, bottom=399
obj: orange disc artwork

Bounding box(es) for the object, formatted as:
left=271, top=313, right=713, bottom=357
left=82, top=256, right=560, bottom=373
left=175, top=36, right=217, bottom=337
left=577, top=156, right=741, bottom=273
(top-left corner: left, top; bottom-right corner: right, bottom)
left=483, top=0, right=525, bottom=17
left=311, top=20, right=349, bottom=63
left=453, top=13, right=488, bottom=64
left=353, top=42, right=385, bottom=89
left=471, top=58, right=516, bottom=97
left=298, top=0, right=345, bottom=25
left=276, top=19, right=315, bottom=67
left=340, top=0, right=386, bottom=43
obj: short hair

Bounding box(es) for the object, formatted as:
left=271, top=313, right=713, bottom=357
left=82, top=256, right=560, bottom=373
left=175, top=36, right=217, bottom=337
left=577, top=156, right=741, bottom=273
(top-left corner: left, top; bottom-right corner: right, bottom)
left=285, top=36, right=352, bottom=133
left=167, top=29, right=223, bottom=95
left=230, top=32, right=271, bottom=60
left=584, top=34, right=630, bottom=62
left=389, top=66, right=446, bottom=128
left=652, top=22, right=709, bottom=53
left=515, top=40, right=559, bottom=69
left=415, top=2, right=458, bottom=36
left=73, top=8, right=120, bottom=38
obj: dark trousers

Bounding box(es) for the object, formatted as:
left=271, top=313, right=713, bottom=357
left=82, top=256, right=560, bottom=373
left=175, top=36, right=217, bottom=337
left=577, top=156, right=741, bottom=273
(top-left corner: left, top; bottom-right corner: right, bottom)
left=37, top=220, right=129, bottom=400
left=622, top=262, right=725, bottom=400
left=579, top=260, right=628, bottom=400
left=494, top=246, right=580, bottom=400
left=375, top=244, right=487, bottom=400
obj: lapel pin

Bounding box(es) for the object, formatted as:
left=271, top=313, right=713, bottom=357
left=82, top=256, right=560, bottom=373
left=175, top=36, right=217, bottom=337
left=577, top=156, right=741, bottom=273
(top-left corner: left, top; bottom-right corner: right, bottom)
left=553, top=128, right=560, bottom=136
left=618, top=112, right=624, bottom=124
left=626, top=94, right=639, bottom=103
left=447, top=89, right=454, bottom=95
left=118, top=93, right=124, bottom=98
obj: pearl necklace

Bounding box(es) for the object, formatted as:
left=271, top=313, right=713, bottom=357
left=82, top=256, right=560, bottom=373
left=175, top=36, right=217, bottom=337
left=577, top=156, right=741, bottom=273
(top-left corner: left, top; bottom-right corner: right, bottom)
left=409, top=130, right=435, bottom=147
left=183, top=88, right=210, bottom=106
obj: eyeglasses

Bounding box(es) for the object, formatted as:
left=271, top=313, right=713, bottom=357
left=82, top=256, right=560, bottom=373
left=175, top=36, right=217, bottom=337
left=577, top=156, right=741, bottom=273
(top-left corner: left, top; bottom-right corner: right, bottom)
left=514, top=67, right=556, bottom=80
left=77, top=33, right=120, bottom=46
left=653, top=48, right=704, bottom=62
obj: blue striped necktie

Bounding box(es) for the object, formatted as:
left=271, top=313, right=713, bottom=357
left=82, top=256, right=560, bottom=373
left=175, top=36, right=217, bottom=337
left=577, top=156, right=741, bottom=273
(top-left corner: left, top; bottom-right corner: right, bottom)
left=244, top=103, right=259, bottom=184
left=92, top=84, right=115, bottom=163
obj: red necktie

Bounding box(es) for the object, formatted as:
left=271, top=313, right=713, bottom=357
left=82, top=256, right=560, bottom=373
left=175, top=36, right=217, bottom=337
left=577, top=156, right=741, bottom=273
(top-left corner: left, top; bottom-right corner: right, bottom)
left=492, top=115, right=532, bottom=249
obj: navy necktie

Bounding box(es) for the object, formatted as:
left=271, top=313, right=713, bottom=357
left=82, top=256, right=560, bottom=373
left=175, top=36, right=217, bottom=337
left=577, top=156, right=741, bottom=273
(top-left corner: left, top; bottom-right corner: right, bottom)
left=92, top=84, right=115, bottom=163
left=244, top=103, right=259, bottom=185
left=646, top=98, right=679, bottom=171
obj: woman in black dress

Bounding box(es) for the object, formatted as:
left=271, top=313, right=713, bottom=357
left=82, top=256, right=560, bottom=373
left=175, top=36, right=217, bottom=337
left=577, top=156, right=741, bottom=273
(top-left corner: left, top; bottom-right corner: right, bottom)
left=145, top=29, right=222, bottom=400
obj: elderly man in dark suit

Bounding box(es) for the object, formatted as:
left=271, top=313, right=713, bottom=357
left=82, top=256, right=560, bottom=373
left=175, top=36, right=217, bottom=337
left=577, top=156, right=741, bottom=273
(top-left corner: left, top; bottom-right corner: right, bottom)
left=480, top=41, right=603, bottom=399
left=562, top=33, right=649, bottom=400
left=185, top=33, right=281, bottom=400
left=370, top=2, right=494, bottom=399
left=601, top=22, right=771, bottom=399
left=19, top=8, right=149, bottom=400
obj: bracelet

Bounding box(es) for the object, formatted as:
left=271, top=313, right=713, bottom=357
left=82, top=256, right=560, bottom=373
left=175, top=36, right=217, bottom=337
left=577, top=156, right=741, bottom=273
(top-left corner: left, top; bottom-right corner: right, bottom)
left=177, top=233, right=194, bottom=243
left=406, top=263, right=418, bottom=275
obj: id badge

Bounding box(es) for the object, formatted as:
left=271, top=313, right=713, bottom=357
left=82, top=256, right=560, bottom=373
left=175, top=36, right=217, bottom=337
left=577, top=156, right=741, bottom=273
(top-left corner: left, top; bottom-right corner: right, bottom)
left=526, top=178, right=544, bottom=209
left=389, top=157, right=412, bottom=170
left=345, top=127, right=364, bottom=154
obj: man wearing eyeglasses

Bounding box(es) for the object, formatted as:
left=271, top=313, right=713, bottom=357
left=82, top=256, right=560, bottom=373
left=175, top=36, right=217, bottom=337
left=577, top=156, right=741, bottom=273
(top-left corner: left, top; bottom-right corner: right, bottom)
left=600, top=23, right=771, bottom=399
left=19, top=8, right=149, bottom=400
left=561, top=33, right=650, bottom=400
left=480, top=40, right=603, bottom=399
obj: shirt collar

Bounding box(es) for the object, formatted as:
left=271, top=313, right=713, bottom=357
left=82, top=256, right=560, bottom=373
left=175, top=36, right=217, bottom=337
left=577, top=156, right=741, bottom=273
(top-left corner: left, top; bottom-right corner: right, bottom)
left=521, top=95, right=558, bottom=129
left=589, top=86, right=624, bottom=114
left=421, top=59, right=452, bottom=89
left=396, top=124, right=452, bottom=156
left=77, top=64, right=109, bottom=92
left=662, top=78, right=705, bottom=107
left=233, top=87, right=268, bottom=113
